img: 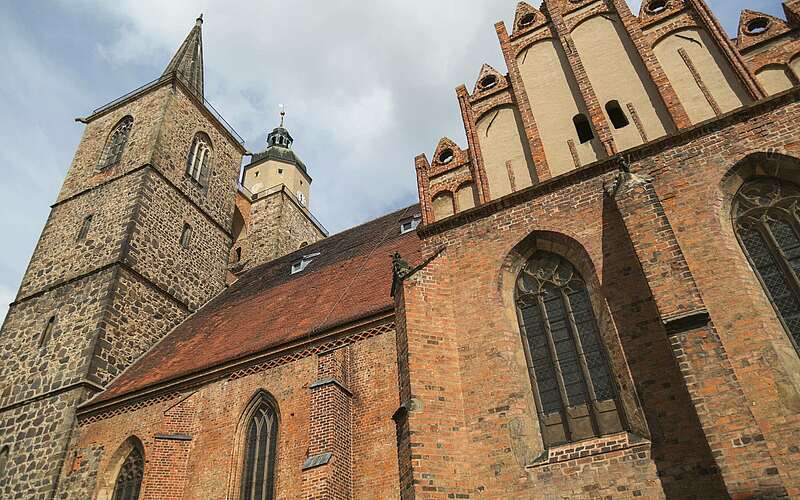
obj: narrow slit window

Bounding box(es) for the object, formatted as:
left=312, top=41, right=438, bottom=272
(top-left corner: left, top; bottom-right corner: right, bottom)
left=77, top=215, right=93, bottom=241
left=605, top=101, right=630, bottom=129
left=40, top=315, right=56, bottom=347
left=180, top=223, right=193, bottom=248
left=573, top=114, right=594, bottom=144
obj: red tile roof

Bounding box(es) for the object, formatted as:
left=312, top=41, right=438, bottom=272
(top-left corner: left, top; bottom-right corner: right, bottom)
left=93, top=204, right=421, bottom=403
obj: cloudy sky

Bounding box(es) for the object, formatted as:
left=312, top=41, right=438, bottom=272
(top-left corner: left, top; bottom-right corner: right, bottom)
left=0, top=0, right=787, bottom=322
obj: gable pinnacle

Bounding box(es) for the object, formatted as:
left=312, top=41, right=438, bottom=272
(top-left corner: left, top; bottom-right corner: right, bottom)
left=163, top=16, right=205, bottom=99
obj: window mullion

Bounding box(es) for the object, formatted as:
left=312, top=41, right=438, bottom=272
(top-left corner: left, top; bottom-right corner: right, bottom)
left=759, top=219, right=800, bottom=300
left=514, top=301, right=547, bottom=419
left=537, top=295, right=572, bottom=429
left=561, top=290, right=599, bottom=403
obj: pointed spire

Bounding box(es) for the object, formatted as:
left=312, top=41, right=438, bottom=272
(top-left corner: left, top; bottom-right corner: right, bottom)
left=163, top=15, right=204, bottom=99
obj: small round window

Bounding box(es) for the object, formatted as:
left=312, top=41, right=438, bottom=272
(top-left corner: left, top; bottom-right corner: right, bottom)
left=746, top=17, right=770, bottom=35
left=646, top=0, right=667, bottom=14
left=438, top=148, right=454, bottom=165
left=518, top=13, right=536, bottom=29
left=479, top=75, right=498, bottom=90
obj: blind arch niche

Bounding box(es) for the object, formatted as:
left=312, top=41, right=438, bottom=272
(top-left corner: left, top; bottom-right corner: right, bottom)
left=515, top=250, right=626, bottom=446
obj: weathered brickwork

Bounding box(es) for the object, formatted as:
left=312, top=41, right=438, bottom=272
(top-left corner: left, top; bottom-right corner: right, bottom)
left=58, top=326, right=400, bottom=500
left=398, top=92, right=800, bottom=498
left=6, top=3, right=800, bottom=499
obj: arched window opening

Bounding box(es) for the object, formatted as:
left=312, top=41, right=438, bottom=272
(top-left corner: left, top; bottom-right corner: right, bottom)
left=438, top=148, right=454, bottom=165
left=0, top=446, right=9, bottom=480
left=516, top=251, right=625, bottom=447
left=734, top=178, right=800, bottom=351
left=646, top=0, right=667, bottom=14
left=180, top=223, right=193, bottom=248
left=111, top=446, right=143, bottom=500
left=240, top=394, right=278, bottom=500
left=518, top=12, right=536, bottom=29
left=186, top=132, right=213, bottom=186
left=77, top=214, right=93, bottom=241
left=746, top=17, right=770, bottom=36
left=99, top=116, right=133, bottom=170
left=40, top=315, right=56, bottom=348
left=235, top=247, right=243, bottom=262
left=605, top=101, right=629, bottom=129
left=573, top=114, right=594, bottom=144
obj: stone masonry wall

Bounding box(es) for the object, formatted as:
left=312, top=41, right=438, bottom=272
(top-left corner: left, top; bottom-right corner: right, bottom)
left=17, top=169, right=145, bottom=299
left=128, top=169, right=231, bottom=310
left=245, top=189, right=325, bottom=271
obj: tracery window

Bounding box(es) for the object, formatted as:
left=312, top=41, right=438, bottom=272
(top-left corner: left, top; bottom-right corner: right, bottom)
left=734, top=177, right=800, bottom=350
left=111, top=446, right=143, bottom=500
left=240, top=395, right=278, bottom=500
left=516, top=251, right=625, bottom=447
left=99, top=116, right=133, bottom=170
left=186, top=132, right=212, bottom=185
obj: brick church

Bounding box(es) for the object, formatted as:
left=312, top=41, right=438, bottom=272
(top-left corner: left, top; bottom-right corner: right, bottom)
left=2, top=0, right=800, bottom=497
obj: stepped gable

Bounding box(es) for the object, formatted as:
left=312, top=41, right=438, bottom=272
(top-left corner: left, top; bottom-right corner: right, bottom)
left=93, top=204, right=422, bottom=403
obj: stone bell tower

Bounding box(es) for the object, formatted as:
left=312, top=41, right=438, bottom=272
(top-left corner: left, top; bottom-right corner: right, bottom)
left=230, top=109, right=327, bottom=273
left=0, top=16, right=244, bottom=497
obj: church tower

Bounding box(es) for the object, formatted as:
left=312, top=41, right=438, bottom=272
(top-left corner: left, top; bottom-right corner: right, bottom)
left=0, top=17, right=244, bottom=497
left=230, top=109, right=327, bottom=273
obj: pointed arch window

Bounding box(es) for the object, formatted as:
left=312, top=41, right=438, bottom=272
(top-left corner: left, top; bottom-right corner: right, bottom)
left=111, top=446, right=143, bottom=500
left=734, top=178, right=800, bottom=351
left=186, top=132, right=213, bottom=186
left=99, top=116, right=133, bottom=170
left=516, top=251, right=625, bottom=447
left=240, top=393, right=278, bottom=500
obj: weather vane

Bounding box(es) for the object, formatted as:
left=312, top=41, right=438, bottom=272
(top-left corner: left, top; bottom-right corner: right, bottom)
left=279, top=104, right=286, bottom=127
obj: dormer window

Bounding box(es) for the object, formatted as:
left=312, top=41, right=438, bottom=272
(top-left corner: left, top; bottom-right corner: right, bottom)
left=400, top=215, right=421, bottom=234
left=291, top=252, right=320, bottom=275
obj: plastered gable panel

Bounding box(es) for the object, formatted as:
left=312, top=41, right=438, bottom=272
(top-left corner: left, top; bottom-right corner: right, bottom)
left=476, top=105, right=535, bottom=199
left=517, top=38, right=601, bottom=174
left=757, top=65, right=794, bottom=94
left=571, top=15, right=672, bottom=150
left=653, top=28, right=752, bottom=124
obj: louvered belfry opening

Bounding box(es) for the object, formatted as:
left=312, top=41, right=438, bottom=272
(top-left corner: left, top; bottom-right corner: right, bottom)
left=240, top=396, right=278, bottom=500
left=111, top=447, right=144, bottom=500
left=734, top=177, right=800, bottom=351
left=516, top=251, right=625, bottom=447
left=99, top=116, right=133, bottom=170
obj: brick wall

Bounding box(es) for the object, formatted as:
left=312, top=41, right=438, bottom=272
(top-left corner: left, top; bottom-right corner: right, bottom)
left=398, top=91, right=800, bottom=498
left=58, top=324, right=401, bottom=499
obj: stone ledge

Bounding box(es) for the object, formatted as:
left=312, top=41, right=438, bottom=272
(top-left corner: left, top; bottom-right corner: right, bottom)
left=527, top=432, right=651, bottom=469
left=301, top=452, right=332, bottom=471
left=308, top=378, right=353, bottom=397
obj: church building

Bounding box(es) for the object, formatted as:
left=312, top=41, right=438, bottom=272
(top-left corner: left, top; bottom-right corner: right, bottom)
left=2, top=0, right=800, bottom=498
